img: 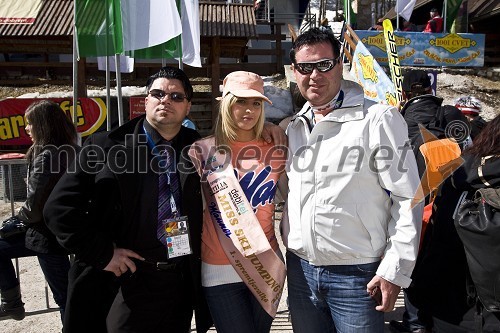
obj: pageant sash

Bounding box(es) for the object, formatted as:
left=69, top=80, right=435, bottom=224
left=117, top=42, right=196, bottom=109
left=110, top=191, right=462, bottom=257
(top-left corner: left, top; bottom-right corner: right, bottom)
left=189, top=138, right=286, bottom=317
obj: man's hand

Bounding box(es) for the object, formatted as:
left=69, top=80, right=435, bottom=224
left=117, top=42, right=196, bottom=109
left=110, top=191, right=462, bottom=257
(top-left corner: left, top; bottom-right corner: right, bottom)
left=262, top=121, right=287, bottom=147
left=104, top=248, right=144, bottom=277
left=367, top=275, right=401, bottom=312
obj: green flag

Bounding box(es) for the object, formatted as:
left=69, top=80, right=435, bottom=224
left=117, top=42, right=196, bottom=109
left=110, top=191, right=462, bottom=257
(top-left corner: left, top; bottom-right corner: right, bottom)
left=446, top=0, right=464, bottom=32
left=75, top=0, right=181, bottom=58
left=343, top=0, right=357, bottom=27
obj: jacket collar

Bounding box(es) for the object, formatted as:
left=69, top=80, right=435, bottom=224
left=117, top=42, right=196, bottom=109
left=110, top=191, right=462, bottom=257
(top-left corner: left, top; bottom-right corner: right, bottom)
left=292, top=79, right=366, bottom=125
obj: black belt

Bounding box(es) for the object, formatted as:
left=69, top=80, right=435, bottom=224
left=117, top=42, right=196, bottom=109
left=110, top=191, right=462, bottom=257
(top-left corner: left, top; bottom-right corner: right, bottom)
left=137, top=259, right=179, bottom=272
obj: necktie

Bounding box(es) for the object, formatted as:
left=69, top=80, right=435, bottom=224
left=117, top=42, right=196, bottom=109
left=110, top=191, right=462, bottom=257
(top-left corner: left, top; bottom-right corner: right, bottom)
left=157, top=141, right=181, bottom=247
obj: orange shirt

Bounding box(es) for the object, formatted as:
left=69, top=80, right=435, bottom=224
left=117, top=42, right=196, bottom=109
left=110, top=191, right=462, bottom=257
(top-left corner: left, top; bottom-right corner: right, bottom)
left=201, top=139, right=286, bottom=265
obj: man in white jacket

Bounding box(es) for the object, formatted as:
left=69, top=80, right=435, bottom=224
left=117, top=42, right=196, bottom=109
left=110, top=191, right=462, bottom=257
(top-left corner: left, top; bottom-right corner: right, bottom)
left=282, top=28, right=423, bottom=333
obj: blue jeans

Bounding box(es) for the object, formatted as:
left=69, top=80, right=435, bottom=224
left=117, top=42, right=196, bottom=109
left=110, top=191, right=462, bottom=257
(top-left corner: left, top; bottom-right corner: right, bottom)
left=0, top=234, right=70, bottom=313
left=286, top=251, right=384, bottom=333
left=203, top=282, right=273, bottom=333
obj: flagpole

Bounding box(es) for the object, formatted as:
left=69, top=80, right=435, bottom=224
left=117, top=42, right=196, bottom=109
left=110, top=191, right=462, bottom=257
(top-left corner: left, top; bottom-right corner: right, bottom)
left=72, top=0, right=78, bottom=127
left=115, top=54, right=124, bottom=126
left=105, top=3, right=111, bottom=131
left=443, top=0, right=448, bottom=32
left=178, top=0, right=183, bottom=70
left=396, top=0, right=400, bottom=30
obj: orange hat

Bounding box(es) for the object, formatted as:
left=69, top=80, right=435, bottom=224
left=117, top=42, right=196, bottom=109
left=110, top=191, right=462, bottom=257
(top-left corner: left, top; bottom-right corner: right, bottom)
left=221, top=71, right=272, bottom=104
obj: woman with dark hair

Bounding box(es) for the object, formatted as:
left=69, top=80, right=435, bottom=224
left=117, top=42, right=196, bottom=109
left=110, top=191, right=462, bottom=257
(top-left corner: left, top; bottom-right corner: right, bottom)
left=408, top=114, right=500, bottom=332
left=0, top=100, right=78, bottom=322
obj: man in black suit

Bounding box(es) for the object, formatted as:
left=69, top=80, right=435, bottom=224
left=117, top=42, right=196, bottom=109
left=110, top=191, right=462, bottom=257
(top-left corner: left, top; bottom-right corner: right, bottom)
left=44, top=67, right=210, bottom=333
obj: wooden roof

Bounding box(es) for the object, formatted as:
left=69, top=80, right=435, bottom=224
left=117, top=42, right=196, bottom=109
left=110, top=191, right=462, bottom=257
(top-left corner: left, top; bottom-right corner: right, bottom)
left=200, top=1, right=257, bottom=37
left=0, top=0, right=256, bottom=38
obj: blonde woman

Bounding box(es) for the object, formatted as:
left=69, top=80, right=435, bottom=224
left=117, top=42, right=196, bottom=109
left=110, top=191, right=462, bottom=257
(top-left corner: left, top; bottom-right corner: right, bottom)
left=189, top=71, right=287, bottom=333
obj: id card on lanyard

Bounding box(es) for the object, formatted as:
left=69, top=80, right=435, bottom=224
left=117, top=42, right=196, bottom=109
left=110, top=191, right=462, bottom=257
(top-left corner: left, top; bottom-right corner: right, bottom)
left=144, top=126, right=193, bottom=258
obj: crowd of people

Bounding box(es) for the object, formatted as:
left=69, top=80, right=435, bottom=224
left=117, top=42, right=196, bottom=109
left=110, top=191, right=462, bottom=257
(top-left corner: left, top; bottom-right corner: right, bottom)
left=0, top=27, right=498, bottom=333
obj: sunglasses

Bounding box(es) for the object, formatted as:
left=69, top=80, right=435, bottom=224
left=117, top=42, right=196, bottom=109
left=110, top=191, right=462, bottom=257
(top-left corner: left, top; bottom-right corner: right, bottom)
left=294, top=57, right=340, bottom=75
left=149, top=89, right=187, bottom=103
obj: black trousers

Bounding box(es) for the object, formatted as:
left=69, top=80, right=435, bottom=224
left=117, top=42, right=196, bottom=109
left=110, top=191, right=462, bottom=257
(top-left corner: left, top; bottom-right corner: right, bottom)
left=106, top=266, right=193, bottom=333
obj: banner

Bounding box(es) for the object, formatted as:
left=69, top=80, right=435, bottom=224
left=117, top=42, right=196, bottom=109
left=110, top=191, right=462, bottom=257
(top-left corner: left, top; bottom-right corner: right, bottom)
left=0, top=0, right=42, bottom=24
left=350, top=41, right=398, bottom=106
left=0, top=98, right=107, bottom=146
left=355, top=31, right=485, bottom=67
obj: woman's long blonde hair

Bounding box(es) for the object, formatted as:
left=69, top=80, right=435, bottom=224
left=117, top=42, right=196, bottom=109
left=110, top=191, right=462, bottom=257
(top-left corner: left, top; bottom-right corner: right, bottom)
left=214, top=93, right=265, bottom=148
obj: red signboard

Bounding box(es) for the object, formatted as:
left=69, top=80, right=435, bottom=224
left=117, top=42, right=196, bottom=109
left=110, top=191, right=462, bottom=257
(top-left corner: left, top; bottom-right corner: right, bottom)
left=129, top=96, right=146, bottom=119
left=0, top=98, right=107, bottom=146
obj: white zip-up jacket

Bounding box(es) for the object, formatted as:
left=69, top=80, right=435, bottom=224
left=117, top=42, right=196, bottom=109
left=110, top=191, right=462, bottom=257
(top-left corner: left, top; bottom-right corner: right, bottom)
left=284, top=80, right=423, bottom=288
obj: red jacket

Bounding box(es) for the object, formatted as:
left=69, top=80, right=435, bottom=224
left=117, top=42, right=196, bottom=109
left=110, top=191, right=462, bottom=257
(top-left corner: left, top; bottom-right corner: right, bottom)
left=423, top=16, right=443, bottom=32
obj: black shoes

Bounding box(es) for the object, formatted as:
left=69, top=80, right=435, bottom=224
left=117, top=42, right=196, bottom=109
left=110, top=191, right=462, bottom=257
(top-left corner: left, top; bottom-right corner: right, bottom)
left=0, top=285, right=25, bottom=321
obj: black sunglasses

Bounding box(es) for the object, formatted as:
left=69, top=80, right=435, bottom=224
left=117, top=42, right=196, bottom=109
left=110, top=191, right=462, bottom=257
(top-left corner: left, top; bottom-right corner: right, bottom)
left=294, top=57, right=340, bottom=75
left=149, top=89, right=187, bottom=103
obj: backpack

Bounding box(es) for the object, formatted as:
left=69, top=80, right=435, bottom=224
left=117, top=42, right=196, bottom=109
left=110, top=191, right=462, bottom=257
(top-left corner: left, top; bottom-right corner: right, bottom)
left=454, top=157, right=500, bottom=315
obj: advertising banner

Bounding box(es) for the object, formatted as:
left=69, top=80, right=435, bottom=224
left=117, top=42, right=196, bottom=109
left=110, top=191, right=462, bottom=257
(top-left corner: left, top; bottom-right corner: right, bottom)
left=354, top=31, right=485, bottom=67
left=0, top=98, right=107, bottom=146
left=129, top=97, right=145, bottom=119
left=0, top=0, right=42, bottom=24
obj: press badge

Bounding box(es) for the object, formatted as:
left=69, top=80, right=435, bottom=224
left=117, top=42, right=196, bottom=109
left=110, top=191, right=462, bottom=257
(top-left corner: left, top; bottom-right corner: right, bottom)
left=161, top=216, right=192, bottom=259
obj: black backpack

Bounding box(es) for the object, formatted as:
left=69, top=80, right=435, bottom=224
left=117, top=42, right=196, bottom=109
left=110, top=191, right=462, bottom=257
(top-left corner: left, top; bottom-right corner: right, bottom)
left=454, top=156, right=500, bottom=322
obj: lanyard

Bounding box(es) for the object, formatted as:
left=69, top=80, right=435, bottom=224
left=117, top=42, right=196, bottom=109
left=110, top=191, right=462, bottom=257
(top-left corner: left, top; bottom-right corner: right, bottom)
left=143, top=126, right=179, bottom=216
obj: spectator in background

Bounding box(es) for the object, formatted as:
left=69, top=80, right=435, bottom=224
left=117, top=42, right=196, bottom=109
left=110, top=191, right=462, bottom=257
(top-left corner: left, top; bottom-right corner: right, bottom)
left=369, top=18, right=384, bottom=31
left=423, top=8, right=444, bottom=33
left=254, top=0, right=266, bottom=20
left=0, top=100, right=78, bottom=322
left=399, top=70, right=471, bottom=176
left=334, top=12, right=345, bottom=22
left=401, top=17, right=418, bottom=32
left=391, top=70, right=471, bottom=333
left=454, top=96, right=488, bottom=140
left=319, top=17, right=333, bottom=33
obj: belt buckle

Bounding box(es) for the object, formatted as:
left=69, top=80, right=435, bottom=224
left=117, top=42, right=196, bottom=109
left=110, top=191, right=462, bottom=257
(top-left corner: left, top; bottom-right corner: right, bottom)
left=156, top=262, right=176, bottom=271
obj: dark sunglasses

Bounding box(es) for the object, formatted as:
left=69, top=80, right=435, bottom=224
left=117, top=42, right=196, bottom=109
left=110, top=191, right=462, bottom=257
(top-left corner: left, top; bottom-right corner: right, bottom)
left=294, top=57, right=340, bottom=75
left=149, top=89, right=187, bottom=103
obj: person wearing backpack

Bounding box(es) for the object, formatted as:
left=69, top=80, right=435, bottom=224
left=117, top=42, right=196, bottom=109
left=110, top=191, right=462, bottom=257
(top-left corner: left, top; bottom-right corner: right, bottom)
left=390, top=69, right=471, bottom=333
left=408, top=114, right=500, bottom=332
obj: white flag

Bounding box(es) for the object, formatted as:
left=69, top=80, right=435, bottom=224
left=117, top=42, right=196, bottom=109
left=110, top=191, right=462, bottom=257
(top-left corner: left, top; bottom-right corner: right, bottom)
left=97, top=55, right=134, bottom=73
left=120, top=0, right=181, bottom=52
left=395, top=0, right=416, bottom=22
left=180, top=0, right=201, bottom=67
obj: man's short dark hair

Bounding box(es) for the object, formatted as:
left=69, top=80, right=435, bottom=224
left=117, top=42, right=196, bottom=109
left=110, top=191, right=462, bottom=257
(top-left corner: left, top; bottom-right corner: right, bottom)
left=289, top=28, right=341, bottom=64
left=146, top=66, right=193, bottom=101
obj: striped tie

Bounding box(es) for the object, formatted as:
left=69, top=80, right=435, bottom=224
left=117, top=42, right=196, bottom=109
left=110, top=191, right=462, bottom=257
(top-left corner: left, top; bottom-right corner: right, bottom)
left=157, top=141, right=181, bottom=247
